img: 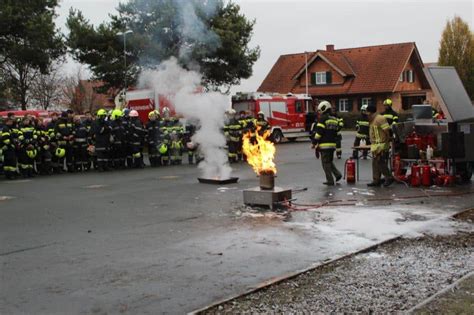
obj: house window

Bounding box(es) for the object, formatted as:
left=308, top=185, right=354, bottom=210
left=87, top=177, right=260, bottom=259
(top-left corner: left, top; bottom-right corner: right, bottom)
left=399, top=73, right=404, bottom=82
left=338, top=99, right=349, bottom=112
left=361, top=98, right=371, bottom=106
left=407, top=70, right=415, bottom=83
left=311, top=72, right=327, bottom=85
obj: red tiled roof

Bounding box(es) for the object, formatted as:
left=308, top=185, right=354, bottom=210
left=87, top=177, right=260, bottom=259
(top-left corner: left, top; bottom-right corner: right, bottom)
left=258, top=53, right=313, bottom=94
left=258, top=42, right=421, bottom=96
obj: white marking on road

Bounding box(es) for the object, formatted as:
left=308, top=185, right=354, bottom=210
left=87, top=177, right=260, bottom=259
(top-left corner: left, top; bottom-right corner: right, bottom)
left=160, top=175, right=180, bottom=180
left=0, top=196, right=15, bottom=201
left=3, top=179, right=31, bottom=184
left=84, top=184, right=108, bottom=189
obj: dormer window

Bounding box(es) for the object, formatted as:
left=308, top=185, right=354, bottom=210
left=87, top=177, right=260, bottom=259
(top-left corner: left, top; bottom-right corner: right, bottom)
left=311, top=71, right=332, bottom=85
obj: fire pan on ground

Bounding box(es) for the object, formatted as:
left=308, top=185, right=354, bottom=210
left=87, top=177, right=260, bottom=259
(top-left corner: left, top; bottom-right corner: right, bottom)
left=198, top=177, right=239, bottom=185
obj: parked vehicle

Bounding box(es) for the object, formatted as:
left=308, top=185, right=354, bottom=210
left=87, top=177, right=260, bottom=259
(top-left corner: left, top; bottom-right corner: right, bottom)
left=231, top=92, right=316, bottom=143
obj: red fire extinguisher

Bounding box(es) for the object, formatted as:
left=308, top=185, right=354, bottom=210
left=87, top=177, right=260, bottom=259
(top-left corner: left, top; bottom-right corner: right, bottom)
left=393, top=154, right=402, bottom=179
left=413, top=132, right=422, bottom=150
left=421, top=165, right=431, bottom=187
left=411, top=164, right=421, bottom=187
left=344, top=157, right=356, bottom=183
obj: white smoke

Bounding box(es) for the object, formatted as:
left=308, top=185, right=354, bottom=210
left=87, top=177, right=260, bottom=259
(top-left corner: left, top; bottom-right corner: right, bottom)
left=139, top=57, right=232, bottom=179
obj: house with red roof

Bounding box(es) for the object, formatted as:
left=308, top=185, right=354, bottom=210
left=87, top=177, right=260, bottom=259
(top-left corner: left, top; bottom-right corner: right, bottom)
left=258, top=42, right=434, bottom=113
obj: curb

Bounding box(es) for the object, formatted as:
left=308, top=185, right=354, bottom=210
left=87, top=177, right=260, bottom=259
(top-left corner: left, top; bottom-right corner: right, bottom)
left=406, top=271, right=474, bottom=314
left=189, top=207, right=473, bottom=314
left=189, top=236, right=402, bottom=314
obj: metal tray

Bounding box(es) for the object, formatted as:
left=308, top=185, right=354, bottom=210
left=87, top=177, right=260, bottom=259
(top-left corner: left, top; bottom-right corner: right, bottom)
left=197, top=177, right=239, bottom=185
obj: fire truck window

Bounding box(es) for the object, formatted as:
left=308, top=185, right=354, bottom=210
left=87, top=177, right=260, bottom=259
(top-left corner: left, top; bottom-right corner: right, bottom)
left=295, top=101, right=303, bottom=113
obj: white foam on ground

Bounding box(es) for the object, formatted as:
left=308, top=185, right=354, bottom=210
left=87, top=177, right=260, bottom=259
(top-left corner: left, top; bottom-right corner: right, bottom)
left=290, top=205, right=472, bottom=243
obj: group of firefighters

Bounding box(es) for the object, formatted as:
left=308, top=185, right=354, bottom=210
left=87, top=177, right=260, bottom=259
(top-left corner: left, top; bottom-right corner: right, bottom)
left=223, top=109, right=270, bottom=162
left=311, top=98, right=399, bottom=186
left=0, top=107, right=198, bottom=180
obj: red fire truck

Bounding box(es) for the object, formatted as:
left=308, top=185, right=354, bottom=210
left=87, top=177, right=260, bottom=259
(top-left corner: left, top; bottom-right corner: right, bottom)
left=231, top=92, right=316, bottom=143
left=124, top=89, right=175, bottom=123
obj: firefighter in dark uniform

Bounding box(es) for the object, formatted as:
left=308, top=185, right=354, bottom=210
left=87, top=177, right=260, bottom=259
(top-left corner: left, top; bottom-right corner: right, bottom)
left=224, top=109, right=242, bottom=163
left=128, top=109, right=146, bottom=168
left=255, top=111, right=270, bottom=136
left=73, top=116, right=91, bottom=171
left=237, top=111, right=247, bottom=161
left=184, top=122, right=198, bottom=164
left=352, top=104, right=371, bottom=159
left=146, top=110, right=162, bottom=167
left=46, top=112, right=60, bottom=173
left=381, top=98, right=399, bottom=127
left=18, top=117, right=38, bottom=177
left=109, top=109, right=127, bottom=169
left=1, top=117, right=18, bottom=179
left=35, top=119, right=53, bottom=175
left=311, top=101, right=342, bottom=186
left=92, top=109, right=111, bottom=171
left=331, top=109, right=344, bottom=159
left=55, top=111, right=75, bottom=172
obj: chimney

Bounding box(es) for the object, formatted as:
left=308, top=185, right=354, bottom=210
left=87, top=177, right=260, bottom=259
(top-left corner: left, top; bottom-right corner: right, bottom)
left=326, top=44, right=335, bottom=52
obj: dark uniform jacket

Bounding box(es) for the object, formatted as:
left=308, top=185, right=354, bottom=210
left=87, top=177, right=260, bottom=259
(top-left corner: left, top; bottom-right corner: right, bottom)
left=312, top=112, right=339, bottom=150
left=381, top=107, right=399, bottom=126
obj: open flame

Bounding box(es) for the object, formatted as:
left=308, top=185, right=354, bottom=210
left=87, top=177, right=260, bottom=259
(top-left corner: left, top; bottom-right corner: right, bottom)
left=242, top=127, right=277, bottom=175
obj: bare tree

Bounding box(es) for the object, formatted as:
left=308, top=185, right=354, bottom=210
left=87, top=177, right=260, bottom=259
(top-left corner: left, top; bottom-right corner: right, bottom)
left=63, top=67, right=102, bottom=114
left=30, top=62, right=64, bottom=110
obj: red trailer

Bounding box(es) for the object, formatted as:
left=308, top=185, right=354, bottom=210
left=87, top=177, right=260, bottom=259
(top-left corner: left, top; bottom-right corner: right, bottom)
left=125, top=89, right=175, bottom=123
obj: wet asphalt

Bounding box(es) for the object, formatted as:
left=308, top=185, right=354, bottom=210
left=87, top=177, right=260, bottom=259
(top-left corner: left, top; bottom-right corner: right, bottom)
left=1, top=131, right=473, bottom=314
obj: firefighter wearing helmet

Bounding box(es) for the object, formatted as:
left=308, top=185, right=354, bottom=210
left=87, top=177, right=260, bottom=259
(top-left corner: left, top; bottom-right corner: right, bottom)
left=1, top=117, right=18, bottom=179
left=381, top=98, right=399, bottom=127
left=54, top=110, right=75, bottom=173
left=109, top=109, right=127, bottom=169
left=17, top=116, right=39, bottom=177
left=255, top=111, right=270, bottom=137
left=223, top=108, right=242, bottom=163
left=72, top=115, right=91, bottom=172
left=352, top=104, right=371, bottom=159
left=127, top=109, right=146, bottom=168
left=312, top=100, right=342, bottom=186
left=366, top=104, right=394, bottom=187
left=146, top=110, right=163, bottom=167
left=92, top=108, right=111, bottom=171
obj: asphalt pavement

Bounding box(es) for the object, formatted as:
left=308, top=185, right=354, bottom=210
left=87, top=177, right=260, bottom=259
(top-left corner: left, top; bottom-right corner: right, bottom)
left=1, top=131, right=473, bottom=314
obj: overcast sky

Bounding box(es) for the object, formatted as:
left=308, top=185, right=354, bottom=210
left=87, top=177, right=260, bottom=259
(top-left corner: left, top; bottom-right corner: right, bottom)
left=57, top=0, right=473, bottom=94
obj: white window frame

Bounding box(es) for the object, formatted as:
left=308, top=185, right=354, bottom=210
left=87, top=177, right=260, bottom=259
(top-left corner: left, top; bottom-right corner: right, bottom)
left=399, top=72, right=404, bottom=82
left=338, top=99, right=349, bottom=112
left=361, top=97, right=371, bottom=106
left=315, top=72, right=327, bottom=85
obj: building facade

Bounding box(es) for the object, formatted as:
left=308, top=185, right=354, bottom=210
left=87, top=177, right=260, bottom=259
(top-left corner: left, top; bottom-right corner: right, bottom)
left=258, top=42, right=434, bottom=113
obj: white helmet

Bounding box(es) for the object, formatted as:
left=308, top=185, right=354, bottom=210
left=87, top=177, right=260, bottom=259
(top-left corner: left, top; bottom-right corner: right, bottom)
left=129, top=110, right=139, bottom=117
left=228, top=109, right=236, bottom=115
left=360, top=104, right=368, bottom=112
left=317, top=101, right=331, bottom=113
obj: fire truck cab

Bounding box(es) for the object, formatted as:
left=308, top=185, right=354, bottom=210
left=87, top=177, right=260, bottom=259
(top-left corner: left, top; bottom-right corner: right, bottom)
left=231, top=92, right=315, bottom=143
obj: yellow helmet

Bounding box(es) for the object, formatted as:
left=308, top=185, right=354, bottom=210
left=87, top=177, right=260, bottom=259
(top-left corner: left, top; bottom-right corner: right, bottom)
left=159, top=143, right=168, bottom=154
left=97, top=109, right=107, bottom=117
left=55, top=147, right=66, bottom=158
left=111, top=109, right=123, bottom=120
left=383, top=99, right=393, bottom=106
left=148, top=110, right=160, bottom=119
left=27, top=149, right=37, bottom=159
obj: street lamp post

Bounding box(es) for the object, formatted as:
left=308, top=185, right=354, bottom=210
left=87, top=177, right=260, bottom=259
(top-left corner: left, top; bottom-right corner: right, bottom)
left=117, top=30, right=133, bottom=91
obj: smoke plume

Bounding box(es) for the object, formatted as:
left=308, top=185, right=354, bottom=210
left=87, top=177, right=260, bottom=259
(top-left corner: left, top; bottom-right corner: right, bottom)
left=139, top=58, right=232, bottom=179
